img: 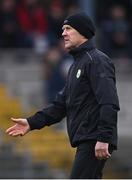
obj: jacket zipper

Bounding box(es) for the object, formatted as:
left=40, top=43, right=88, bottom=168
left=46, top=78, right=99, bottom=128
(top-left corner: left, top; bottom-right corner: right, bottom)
left=68, top=63, right=76, bottom=106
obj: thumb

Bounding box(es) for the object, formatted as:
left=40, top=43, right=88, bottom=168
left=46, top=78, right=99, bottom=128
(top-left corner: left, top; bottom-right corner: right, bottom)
left=11, top=117, right=28, bottom=126
left=11, top=117, right=22, bottom=123
left=107, top=150, right=111, bottom=157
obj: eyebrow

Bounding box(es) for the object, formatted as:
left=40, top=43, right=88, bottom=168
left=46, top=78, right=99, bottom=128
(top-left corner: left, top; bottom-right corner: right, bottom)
left=62, top=25, right=71, bottom=30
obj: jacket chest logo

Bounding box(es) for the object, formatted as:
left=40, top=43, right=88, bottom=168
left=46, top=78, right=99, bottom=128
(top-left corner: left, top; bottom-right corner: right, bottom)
left=76, top=69, right=81, bottom=79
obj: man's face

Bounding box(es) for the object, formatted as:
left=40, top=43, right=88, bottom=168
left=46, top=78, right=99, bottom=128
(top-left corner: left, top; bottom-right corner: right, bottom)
left=62, top=25, right=87, bottom=51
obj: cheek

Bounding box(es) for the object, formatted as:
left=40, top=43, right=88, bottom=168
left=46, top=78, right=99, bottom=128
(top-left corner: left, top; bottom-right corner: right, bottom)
left=69, top=34, right=78, bottom=43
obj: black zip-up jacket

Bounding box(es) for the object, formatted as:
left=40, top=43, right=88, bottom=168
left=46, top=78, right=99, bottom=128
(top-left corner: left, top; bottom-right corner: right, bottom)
left=27, top=40, right=120, bottom=149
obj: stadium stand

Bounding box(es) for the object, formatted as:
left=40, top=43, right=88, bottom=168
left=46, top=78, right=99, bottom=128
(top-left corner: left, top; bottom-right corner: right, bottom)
left=0, top=77, right=74, bottom=178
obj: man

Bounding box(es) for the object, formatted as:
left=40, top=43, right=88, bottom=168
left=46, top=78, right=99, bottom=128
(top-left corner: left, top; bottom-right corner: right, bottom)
left=6, top=12, right=120, bottom=179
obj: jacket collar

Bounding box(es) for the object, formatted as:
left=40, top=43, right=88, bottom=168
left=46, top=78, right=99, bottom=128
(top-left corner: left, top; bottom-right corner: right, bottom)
left=69, top=39, right=96, bottom=57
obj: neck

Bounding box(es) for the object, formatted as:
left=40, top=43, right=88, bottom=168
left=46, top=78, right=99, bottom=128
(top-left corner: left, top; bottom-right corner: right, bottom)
left=67, top=38, right=88, bottom=52
left=77, top=38, right=88, bottom=47
left=69, top=39, right=95, bottom=56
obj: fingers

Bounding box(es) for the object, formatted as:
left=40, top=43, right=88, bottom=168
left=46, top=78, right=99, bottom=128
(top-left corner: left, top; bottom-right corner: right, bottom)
left=106, top=149, right=111, bottom=158
left=6, top=118, right=23, bottom=135
left=95, top=149, right=111, bottom=160
left=6, top=127, right=23, bottom=136
left=6, top=125, right=16, bottom=134
left=6, top=117, right=30, bottom=138
left=95, top=142, right=111, bottom=160
left=8, top=130, right=23, bottom=137
left=96, top=151, right=111, bottom=160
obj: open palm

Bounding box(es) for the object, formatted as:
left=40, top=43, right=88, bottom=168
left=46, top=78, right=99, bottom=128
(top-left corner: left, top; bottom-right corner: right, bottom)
left=6, top=118, right=30, bottom=137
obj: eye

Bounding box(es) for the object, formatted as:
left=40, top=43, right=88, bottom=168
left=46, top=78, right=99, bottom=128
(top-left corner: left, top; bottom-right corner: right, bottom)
left=66, top=27, right=71, bottom=30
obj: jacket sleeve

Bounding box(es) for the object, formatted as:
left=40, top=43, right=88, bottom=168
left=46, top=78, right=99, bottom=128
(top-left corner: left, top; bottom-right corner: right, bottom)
left=27, top=86, right=66, bottom=130
left=87, top=56, right=120, bottom=143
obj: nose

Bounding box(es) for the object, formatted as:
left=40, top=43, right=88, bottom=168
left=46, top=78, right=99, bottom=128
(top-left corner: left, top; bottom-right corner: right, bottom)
left=62, top=29, right=66, bottom=37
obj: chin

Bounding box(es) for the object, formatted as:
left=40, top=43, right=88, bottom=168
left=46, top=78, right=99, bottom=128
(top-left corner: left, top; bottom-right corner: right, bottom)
left=65, top=44, right=72, bottom=51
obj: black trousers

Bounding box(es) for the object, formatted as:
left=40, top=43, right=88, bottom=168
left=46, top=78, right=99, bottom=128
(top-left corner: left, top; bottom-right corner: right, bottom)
left=70, top=140, right=113, bottom=179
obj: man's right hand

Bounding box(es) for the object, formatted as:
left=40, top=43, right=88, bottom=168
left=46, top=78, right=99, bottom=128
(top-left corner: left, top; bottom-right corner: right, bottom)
left=6, top=118, right=30, bottom=137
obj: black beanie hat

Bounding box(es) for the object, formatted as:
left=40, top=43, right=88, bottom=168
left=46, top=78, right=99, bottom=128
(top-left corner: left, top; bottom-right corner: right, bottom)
left=63, top=12, right=95, bottom=39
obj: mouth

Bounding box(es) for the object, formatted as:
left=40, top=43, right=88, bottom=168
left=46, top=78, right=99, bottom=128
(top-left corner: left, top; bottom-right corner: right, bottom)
left=64, top=39, right=69, bottom=43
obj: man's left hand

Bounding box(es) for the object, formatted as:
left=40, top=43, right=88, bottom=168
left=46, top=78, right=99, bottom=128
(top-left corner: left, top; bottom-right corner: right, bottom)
left=95, top=141, right=111, bottom=160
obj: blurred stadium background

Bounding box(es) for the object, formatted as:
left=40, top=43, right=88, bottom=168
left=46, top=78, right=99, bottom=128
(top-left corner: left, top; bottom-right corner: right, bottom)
left=0, top=0, right=132, bottom=178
